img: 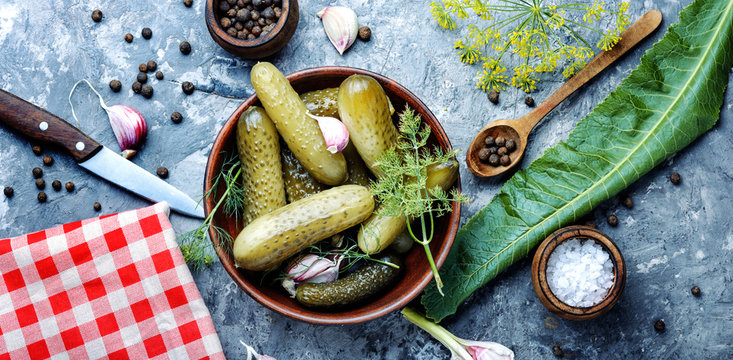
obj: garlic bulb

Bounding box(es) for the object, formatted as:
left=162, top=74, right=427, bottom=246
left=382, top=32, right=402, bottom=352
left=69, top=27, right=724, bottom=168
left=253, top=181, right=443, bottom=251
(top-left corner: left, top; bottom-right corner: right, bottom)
left=317, top=7, right=359, bottom=55
left=306, top=112, right=349, bottom=154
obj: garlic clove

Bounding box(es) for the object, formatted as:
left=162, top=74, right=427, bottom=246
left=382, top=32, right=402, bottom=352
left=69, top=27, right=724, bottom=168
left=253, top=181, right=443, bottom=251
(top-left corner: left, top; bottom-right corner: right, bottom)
left=106, top=105, right=147, bottom=156
left=306, top=112, right=349, bottom=154
left=285, top=254, right=340, bottom=283
left=317, top=6, right=359, bottom=55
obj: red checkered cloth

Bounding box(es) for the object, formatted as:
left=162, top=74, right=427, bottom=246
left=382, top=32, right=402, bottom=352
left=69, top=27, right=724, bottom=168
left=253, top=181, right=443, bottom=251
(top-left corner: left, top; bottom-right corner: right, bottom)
left=0, top=202, right=225, bottom=359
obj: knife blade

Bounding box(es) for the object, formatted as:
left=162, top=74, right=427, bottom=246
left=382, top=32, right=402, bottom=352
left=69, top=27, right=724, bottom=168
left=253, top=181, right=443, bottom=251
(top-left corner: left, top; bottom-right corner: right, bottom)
left=0, top=89, right=205, bottom=219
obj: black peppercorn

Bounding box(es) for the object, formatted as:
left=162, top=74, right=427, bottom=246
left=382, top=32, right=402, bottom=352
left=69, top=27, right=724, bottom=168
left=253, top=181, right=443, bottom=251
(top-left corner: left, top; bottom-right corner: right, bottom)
left=227, top=27, right=238, bottom=37
left=137, top=72, right=148, bottom=84
left=37, top=192, right=47, bottom=203
left=32, top=144, right=43, bottom=156
left=237, top=31, right=247, bottom=39
left=52, top=180, right=61, bottom=191
left=495, top=136, right=506, bottom=147
left=500, top=154, right=511, bottom=166
left=157, top=167, right=169, bottom=179
left=35, top=178, right=45, bottom=190
left=91, top=9, right=103, bottom=22
left=654, top=319, right=665, bottom=332
left=139, top=63, right=148, bottom=72
left=234, top=22, right=244, bottom=31
left=132, top=81, right=142, bottom=94
left=32, top=167, right=43, bottom=178
left=236, top=9, right=251, bottom=22
left=607, top=214, right=618, bottom=227
left=221, top=17, right=232, bottom=29
left=252, top=0, right=265, bottom=9
left=94, top=202, right=102, bottom=211
left=505, top=139, right=516, bottom=152
left=552, top=344, right=564, bottom=357
left=155, top=71, right=164, bottom=80
left=141, top=85, right=154, bottom=99
left=183, top=0, right=193, bottom=7
left=3, top=187, right=14, bottom=198
left=358, top=26, right=372, bottom=41
left=478, top=148, right=491, bottom=162
left=180, top=41, right=192, bottom=55
left=257, top=17, right=267, bottom=27
left=251, top=10, right=261, bottom=21
left=147, top=60, right=157, bottom=72
left=109, top=80, right=122, bottom=92
left=525, top=96, right=535, bottom=107
left=244, top=20, right=255, bottom=30
left=65, top=182, right=75, bottom=192
left=273, top=7, right=282, bottom=18
left=141, top=27, right=153, bottom=39
left=484, top=135, right=495, bottom=147
left=124, top=33, right=134, bottom=43
left=488, top=154, right=500, bottom=166
left=182, top=81, right=195, bottom=95
left=219, top=1, right=230, bottom=11
left=228, top=9, right=237, bottom=18
left=487, top=90, right=499, bottom=104
left=43, top=155, right=54, bottom=166
left=247, top=34, right=256, bottom=40
left=252, top=26, right=262, bottom=37
left=691, top=286, right=701, bottom=296
left=497, top=147, right=508, bottom=156
left=488, top=146, right=498, bottom=154
left=622, top=195, right=633, bottom=209
left=171, top=112, right=183, bottom=124
left=670, top=172, right=681, bottom=185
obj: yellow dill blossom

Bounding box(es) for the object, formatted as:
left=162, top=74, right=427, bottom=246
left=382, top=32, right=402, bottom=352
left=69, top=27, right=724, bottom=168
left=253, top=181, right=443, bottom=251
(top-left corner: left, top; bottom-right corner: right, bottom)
left=431, top=0, right=630, bottom=94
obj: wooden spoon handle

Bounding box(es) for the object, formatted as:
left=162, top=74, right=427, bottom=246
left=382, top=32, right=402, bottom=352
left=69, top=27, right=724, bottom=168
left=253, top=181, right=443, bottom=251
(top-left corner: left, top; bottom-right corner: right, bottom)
left=518, top=9, right=662, bottom=134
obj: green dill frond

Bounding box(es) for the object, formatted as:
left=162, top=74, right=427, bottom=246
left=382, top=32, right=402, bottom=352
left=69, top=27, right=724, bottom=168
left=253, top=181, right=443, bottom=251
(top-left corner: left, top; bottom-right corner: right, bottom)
left=430, top=1, right=457, bottom=30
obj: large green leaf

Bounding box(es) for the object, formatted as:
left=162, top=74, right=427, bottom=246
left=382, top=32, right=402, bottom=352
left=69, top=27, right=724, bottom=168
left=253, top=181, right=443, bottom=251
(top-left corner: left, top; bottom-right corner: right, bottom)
left=422, top=0, right=733, bottom=322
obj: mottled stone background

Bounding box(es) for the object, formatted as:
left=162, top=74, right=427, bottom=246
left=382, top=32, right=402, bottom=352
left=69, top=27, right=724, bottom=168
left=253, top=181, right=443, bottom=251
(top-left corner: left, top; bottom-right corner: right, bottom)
left=1, top=0, right=731, bottom=358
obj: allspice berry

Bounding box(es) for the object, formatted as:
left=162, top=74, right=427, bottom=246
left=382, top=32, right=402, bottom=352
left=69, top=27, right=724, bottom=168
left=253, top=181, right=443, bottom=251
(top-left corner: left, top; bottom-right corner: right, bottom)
left=484, top=135, right=495, bottom=147
left=43, top=155, right=54, bottom=166
left=500, top=155, right=511, bottom=166
left=156, top=167, right=169, bottom=179
left=32, top=144, right=43, bottom=156
left=132, top=82, right=143, bottom=94
left=109, top=80, right=122, bottom=92
left=622, top=195, right=633, bottom=209
left=488, top=90, right=499, bottom=104
left=4, top=187, right=14, bottom=198
left=478, top=148, right=491, bottom=162
left=488, top=154, right=500, bottom=166
left=691, top=286, right=701, bottom=297
left=155, top=71, right=164, bottom=80
left=147, top=60, right=157, bottom=72
left=141, top=27, right=153, bottom=39
left=141, top=85, right=154, bottom=99
left=65, top=182, right=75, bottom=192
left=654, top=319, right=665, bottom=332
left=497, top=147, right=508, bottom=156
left=52, top=180, right=62, bottom=191
left=91, top=9, right=103, bottom=22
left=35, top=178, right=45, bottom=190
left=607, top=214, right=618, bottom=227
left=170, top=112, right=183, bottom=124
left=505, top=139, right=516, bottom=152
left=179, top=41, right=192, bottom=55
left=670, top=172, right=681, bottom=185
left=93, top=202, right=102, bottom=211
left=124, top=33, right=134, bottom=43
left=37, top=192, right=47, bottom=203
left=183, top=0, right=193, bottom=8
left=525, top=96, right=535, bottom=107
left=137, top=72, right=148, bottom=84
left=182, top=81, right=195, bottom=95
left=495, top=136, right=506, bottom=147
left=358, top=26, right=372, bottom=41
left=32, top=167, right=43, bottom=179
left=139, top=63, right=148, bottom=72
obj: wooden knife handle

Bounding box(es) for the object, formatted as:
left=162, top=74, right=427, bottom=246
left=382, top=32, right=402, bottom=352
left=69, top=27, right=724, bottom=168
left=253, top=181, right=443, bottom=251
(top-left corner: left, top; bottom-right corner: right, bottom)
left=0, top=89, right=102, bottom=162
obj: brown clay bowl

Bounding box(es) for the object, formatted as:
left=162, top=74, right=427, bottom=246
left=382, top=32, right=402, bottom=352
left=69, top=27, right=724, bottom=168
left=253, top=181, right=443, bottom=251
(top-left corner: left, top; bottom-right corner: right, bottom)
left=205, top=0, right=299, bottom=59
left=531, top=225, right=626, bottom=321
left=204, top=66, right=461, bottom=325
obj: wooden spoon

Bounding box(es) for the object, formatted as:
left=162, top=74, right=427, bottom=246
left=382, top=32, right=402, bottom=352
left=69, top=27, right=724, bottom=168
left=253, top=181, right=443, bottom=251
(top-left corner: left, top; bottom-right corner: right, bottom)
left=466, top=10, right=662, bottom=178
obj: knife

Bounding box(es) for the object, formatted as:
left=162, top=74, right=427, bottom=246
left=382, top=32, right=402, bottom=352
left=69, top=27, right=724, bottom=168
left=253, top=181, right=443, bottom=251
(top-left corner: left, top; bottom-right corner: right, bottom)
left=0, top=89, right=205, bottom=219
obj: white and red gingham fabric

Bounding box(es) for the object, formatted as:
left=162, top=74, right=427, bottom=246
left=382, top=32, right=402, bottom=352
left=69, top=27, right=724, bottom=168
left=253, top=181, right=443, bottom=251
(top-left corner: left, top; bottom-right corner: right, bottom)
left=0, top=202, right=225, bottom=359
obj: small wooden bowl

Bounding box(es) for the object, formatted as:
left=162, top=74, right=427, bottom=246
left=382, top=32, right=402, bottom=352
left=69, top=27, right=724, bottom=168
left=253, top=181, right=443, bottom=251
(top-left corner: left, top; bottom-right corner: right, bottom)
left=531, top=225, right=626, bottom=321
left=204, top=66, right=461, bottom=325
left=205, top=0, right=299, bottom=59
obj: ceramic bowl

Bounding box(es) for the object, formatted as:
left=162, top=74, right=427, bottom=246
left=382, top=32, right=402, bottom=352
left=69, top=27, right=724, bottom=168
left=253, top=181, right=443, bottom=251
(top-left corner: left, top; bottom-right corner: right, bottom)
left=531, top=225, right=626, bottom=321
left=205, top=0, right=299, bottom=59
left=204, top=66, right=461, bottom=325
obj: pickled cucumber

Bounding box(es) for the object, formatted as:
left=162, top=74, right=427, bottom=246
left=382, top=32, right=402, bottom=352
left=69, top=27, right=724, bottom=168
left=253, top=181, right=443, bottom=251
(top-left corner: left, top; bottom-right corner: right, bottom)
left=338, top=75, right=399, bottom=179
left=233, top=185, right=375, bottom=271
left=281, top=145, right=328, bottom=202
left=251, top=62, right=348, bottom=185
left=343, top=143, right=372, bottom=187
left=300, top=88, right=339, bottom=118
left=295, top=253, right=403, bottom=308
left=358, top=159, right=460, bottom=254
left=236, top=106, right=287, bottom=226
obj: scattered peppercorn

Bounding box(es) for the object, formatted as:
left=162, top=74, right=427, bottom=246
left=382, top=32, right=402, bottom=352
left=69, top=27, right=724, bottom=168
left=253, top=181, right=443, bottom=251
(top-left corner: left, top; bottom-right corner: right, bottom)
left=488, top=154, right=500, bottom=166
left=156, top=167, right=169, bottom=179
left=484, top=135, right=495, bottom=147
left=183, top=0, right=193, bottom=7
left=141, top=85, right=154, bottom=99
left=525, top=96, right=535, bottom=107
left=495, top=136, right=506, bottom=147
left=171, top=112, right=183, bottom=124
left=670, top=172, right=681, bottom=185
left=124, top=33, right=134, bottom=43
left=155, top=71, right=164, bottom=80
left=622, top=195, right=633, bottom=209
left=487, top=90, right=499, bottom=104
left=182, top=81, right=195, bottom=95
left=505, top=139, right=516, bottom=152
left=32, top=144, right=43, bottom=156
left=3, top=187, right=14, bottom=198
left=109, top=80, right=122, bottom=92
left=37, top=192, right=47, bottom=203
left=139, top=63, right=148, bottom=72
left=691, top=286, right=701, bottom=297
left=180, top=41, right=192, bottom=55
left=478, top=148, right=491, bottom=162
left=607, top=214, right=618, bottom=227
left=147, top=60, right=157, bottom=72
left=65, top=182, right=75, bottom=192
left=500, top=154, right=511, bottom=166
left=497, top=147, right=508, bottom=156
left=35, top=178, right=45, bottom=190
left=358, top=26, right=372, bottom=41
left=93, top=202, right=102, bottom=211
left=654, top=319, right=665, bottom=332
left=137, top=72, right=148, bottom=84
left=141, top=27, right=153, bottom=39
left=52, top=180, right=61, bottom=191
left=552, top=344, right=564, bottom=357
left=91, top=9, right=103, bottom=22
left=32, top=167, right=43, bottom=179
left=132, top=82, right=142, bottom=94
left=43, top=155, right=54, bottom=166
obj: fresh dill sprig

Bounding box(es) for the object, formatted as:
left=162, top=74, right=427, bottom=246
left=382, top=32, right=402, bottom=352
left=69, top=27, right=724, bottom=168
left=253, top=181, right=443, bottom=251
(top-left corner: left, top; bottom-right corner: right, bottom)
left=371, top=108, right=468, bottom=295
left=177, top=152, right=246, bottom=271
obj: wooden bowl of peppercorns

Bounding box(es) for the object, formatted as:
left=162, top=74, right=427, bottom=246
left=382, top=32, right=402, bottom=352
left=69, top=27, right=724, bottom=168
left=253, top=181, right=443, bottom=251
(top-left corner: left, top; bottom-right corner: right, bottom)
left=205, top=0, right=299, bottom=59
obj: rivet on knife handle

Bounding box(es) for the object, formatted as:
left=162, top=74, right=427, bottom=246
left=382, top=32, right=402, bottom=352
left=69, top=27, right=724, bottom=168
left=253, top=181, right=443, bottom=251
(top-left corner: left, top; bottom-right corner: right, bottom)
left=0, top=89, right=103, bottom=162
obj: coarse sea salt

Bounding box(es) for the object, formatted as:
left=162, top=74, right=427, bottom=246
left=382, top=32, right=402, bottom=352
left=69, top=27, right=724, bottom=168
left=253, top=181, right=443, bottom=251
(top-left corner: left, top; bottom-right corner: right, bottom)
left=546, top=238, right=614, bottom=307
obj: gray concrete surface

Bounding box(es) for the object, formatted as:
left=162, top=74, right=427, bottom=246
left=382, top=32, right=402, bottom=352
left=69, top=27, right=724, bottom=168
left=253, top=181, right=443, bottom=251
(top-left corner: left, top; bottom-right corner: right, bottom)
left=1, top=0, right=732, bottom=358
